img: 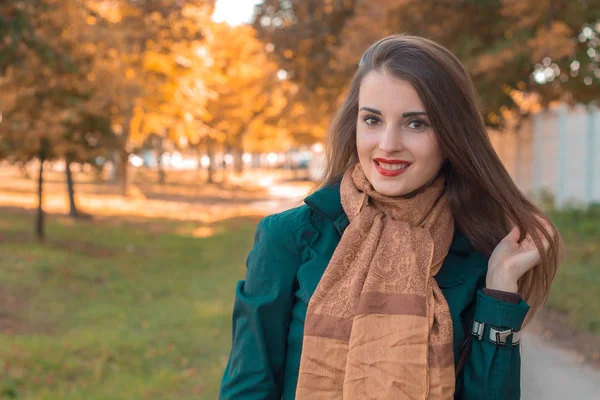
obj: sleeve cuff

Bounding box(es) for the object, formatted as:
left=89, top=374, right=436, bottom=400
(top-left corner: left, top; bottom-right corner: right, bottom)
left=473, top=289, right=530, bottom=331
left=481, top=288, right=522, bottom=304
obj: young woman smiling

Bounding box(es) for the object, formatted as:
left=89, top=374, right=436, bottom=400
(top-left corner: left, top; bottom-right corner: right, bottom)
left=220, top=35, right=564, bottom=400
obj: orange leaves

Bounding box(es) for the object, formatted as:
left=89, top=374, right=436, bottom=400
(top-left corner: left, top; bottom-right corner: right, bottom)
left=471, top=46, right=522, bottom=76
left=500, top=0, right=547, bottom=29
left=527, top=21, right=575, bottom=63
left=143, top=51, right=175, bottom=75
left=283, top=49, right=294, bottom=59
left=86, top=0, right=123, bottom=23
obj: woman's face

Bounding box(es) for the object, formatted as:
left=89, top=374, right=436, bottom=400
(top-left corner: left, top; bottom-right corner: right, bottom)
left=356, top=70, right=445, bottom=197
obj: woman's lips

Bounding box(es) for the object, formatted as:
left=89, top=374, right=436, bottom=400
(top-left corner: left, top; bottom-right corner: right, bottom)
left=373, top=160, right=410, bottom=177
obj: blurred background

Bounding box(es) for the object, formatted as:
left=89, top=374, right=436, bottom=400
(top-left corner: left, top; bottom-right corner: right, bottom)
left=0, top=0, right=599, bottom=399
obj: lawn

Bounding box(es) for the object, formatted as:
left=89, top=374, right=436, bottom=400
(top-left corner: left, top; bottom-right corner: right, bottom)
left=0, top=205, right=598, bottom=399
left=546, top=206, right=600, bottom=335
left=0, top=209, right=259, bottom=400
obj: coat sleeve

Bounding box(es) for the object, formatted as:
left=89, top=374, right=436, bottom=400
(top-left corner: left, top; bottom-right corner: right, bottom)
left=456, top=289, right=530, bottom=400
left=219, top=214, right=300, bottom=400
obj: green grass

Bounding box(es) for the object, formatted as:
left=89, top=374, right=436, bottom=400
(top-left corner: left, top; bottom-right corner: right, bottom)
left=0, top=205, right=598, bottom=399
left=0, top=209, right=259, bottom=400
left=546, top=205, right=600, bottom=335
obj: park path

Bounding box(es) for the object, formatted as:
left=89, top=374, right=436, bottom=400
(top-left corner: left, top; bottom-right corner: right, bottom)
left=261, top=179, right=600, bottom=400
left=521, top=332, right=600, bottom=399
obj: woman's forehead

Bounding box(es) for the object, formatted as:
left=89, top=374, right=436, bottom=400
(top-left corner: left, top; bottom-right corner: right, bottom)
left=358, top=71, right=425, bottom=113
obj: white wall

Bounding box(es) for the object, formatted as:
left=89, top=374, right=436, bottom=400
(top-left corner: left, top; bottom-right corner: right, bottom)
left=489, top=104, right=599, bottom=209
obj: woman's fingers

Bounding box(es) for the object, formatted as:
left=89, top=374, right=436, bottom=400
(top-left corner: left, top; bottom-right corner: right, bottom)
left=519, top=217, right=554, bottom=252
left=511, top=249, right=542, bottom=276
left=505, top=224, right=520, bottom=243
left=499, top=215, right=560, bottom=281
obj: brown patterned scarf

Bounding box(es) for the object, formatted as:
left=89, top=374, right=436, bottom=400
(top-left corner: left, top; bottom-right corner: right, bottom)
left=296, top=163, right=456, bottom=399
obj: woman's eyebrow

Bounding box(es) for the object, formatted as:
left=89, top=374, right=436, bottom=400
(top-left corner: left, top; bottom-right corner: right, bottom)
left=358, top=107, right=427, bottom=118
left=402, top=111, right=427, bottom=117
left=359, top=106, right=382, bottom=115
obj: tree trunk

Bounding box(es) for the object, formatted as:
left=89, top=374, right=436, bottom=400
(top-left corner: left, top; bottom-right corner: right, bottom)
left=110, top=150, right=120, bottom=183
left=18, top=161, right=31, bottom=179
left=252, top=152, right=260, bottom=169
left=157, top=150, right=166, bottom=183
left=36, top=149, right=45, bottom=241
left=234, top=146, right=244, bottom=175
left=120, top=147, right=128, bottom=196
left=222, top=143, right=232, bottom=184
left=94, top=164, right=104, bottom=182
left=234, top=127, right=249, bottom=175
left=65, top=155, right=79, bottom=217
left=196, top=144, right=203, bottom=181
left=206, top=137, right=215, bottom=184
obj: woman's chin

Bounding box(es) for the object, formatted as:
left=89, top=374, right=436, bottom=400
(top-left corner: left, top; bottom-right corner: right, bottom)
left=370, top=179, right=411, bottom=197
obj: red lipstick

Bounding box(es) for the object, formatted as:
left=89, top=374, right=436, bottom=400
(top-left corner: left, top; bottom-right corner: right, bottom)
left=373, top=158, right=411, bottom=177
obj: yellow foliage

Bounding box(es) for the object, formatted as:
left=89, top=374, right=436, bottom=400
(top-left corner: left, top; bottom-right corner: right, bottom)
left=143, top=52, right=174, bottom=75
left=2, top=0, right=299, bottom=159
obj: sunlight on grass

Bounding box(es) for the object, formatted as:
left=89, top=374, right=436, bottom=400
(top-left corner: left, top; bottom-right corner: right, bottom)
left=190, top=226, right=217, bottom=238
left=0, top=167, right=309, bottom=224
left=0, top=210, right=258, bottom=399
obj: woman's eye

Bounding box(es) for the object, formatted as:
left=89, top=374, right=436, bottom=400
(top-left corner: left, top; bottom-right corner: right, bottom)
left=363, top=115, right=380, bottom=126
left=408, top=119, right=428, bottom=130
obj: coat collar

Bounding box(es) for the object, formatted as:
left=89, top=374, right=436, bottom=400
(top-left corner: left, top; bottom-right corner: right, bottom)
left=303, top=176, right=475, bottom=256
left=304, top=177, right=349, bottom=234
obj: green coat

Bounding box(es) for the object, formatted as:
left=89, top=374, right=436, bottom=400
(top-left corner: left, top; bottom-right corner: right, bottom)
left=220, top=179, right=530, bottom=399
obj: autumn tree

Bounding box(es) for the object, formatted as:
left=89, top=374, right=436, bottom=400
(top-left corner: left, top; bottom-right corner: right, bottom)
left=0, top=0, right=223, bottom=237
left=200, top=22, right=294, bottom=182
left=0, top=0, right=144, bottom=237
left=253, top=0, right=356, bottom=144
left=126, top=3, right=215, bottom=184
left=123, top=2, right=215, bottom=184
left=1, top=0, right=94, bottom=237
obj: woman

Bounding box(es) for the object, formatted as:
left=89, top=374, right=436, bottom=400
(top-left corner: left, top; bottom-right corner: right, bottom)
left=219, top=35, right=564, bottom=399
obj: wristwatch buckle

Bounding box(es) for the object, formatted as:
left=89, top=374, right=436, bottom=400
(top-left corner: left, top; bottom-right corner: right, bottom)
left=471, top=320, right=485, bottom=341
left=489, top=327, right=521, bottom=346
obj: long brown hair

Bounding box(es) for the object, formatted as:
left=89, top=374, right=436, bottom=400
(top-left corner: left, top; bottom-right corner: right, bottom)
left=315, top=34, right=564, bottom=322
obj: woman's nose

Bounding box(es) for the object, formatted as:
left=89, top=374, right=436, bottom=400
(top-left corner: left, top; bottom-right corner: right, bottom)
left=378, top=126, right=404, bottom=154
